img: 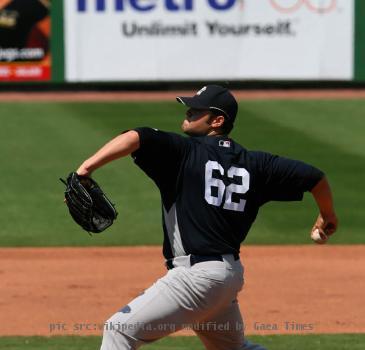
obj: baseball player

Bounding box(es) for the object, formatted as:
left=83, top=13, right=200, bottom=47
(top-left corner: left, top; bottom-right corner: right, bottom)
left=76, top=85, right=338, bottom=350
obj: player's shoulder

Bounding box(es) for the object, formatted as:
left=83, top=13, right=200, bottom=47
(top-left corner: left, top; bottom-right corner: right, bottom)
left=247, top=150, right=273, bottom=160
left=133, top=127, right=192, bottom=150
left=245, top=150, right=276, bottom=170
left=134, top=127, right=187, bottom=140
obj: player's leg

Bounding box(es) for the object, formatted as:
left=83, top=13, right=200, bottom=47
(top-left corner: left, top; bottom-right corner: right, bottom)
left=195, top=300, right=268, bottom=350
left=190, top=254, right=268, bottom=349
left=101, top=254, right=242, bottom=350
left=100, top=261, right=230, bottom=350
left=100, top=271, right=194, bottom=350
left=100, top=254, right=248, bottom=350
left=193, top=258, right=268, bottom=350
left=194, top=298, right=244, bottom=349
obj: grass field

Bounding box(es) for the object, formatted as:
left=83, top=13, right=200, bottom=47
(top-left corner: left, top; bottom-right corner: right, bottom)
left=0, top=99, right=364, bottom=246
left=1, top=334, right=364, bottom=350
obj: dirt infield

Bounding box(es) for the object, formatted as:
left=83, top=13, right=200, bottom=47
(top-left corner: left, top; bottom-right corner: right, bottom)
left=1, top=89, right=365, bottom=102
left=1, top=246, right=364, bottom=337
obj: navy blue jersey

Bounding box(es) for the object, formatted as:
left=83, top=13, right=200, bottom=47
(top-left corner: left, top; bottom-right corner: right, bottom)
left=132, top=127, right=323, bottom=259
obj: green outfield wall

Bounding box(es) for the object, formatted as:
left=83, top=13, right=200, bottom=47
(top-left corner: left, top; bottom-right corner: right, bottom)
left=50, top=1, right=65, bottom=82
left=354, top=0, right=365, bottom=81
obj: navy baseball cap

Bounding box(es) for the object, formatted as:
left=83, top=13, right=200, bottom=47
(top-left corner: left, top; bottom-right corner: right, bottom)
left=176, top=85, right=238, bottom=123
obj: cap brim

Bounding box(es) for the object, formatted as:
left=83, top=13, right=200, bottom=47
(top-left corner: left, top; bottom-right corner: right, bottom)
left=176, top=96, right=209, bottom=109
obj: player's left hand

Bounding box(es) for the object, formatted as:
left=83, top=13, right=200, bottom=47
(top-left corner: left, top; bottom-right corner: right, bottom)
left=60, top=172, right=118, bottom=233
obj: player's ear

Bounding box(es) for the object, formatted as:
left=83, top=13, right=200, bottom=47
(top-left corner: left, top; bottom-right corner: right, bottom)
left=210, top=115, right=225, bottom=128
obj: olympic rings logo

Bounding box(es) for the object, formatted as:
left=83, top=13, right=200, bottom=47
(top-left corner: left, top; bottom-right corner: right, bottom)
left=269, top=0, right=337, bottom=14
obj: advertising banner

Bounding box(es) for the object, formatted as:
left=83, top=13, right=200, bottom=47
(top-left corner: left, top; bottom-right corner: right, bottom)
left=64, top=0, right=354, bottom=82
left=0, top=0, right=51, bottom=82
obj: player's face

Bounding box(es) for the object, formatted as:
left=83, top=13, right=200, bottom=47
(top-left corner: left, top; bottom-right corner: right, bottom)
left=182, top=108, right=213, bottom=136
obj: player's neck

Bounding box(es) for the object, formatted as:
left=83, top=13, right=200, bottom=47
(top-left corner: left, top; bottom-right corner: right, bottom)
left=207, top=130, right=226, bottom=137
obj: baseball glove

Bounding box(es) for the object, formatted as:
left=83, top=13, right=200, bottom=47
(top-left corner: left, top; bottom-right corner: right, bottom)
left=60, top=172, right=118, bottom=234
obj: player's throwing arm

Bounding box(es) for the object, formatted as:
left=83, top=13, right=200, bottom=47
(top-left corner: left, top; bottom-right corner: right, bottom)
left=310, top=177, right=338, bottom=244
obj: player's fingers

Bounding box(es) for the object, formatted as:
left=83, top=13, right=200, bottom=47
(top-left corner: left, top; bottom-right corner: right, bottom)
left=317, top=228, right=328, bottom=241
left=315, top=213, right=324, bottom=224
left=310, top=226, right=328, bottom=244
left=324, top=222, right=337, bottom=236
left=322, top=213, right=338, bottom=236
left=311, top=214, right=323, bottom=231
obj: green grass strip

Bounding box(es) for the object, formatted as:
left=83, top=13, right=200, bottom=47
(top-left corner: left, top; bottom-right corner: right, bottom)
left=0, top=334, right=364, bottom=350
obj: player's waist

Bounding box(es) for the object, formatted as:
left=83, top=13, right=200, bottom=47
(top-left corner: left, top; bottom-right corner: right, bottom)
left=165, top=252, right=239, bottom=270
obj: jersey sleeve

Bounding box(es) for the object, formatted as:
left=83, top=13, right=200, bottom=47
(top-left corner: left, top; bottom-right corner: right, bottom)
left=255, top=151, right=324, bottom=203
left=131, top=127, right=190, bottom=188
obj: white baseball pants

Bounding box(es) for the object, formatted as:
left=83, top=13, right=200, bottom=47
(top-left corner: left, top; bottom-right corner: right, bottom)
left=100, top=254, right=267, bottom=350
